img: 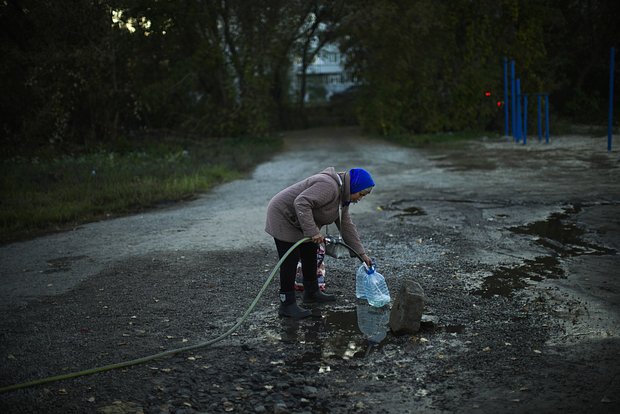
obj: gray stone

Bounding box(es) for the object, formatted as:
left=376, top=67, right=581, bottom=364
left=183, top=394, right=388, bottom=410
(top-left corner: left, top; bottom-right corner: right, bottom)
left=273, top=402, right=289, bottom=414
left=389, top=279, right=427, bottom=334
left=302, top=385, right=318, bottom=398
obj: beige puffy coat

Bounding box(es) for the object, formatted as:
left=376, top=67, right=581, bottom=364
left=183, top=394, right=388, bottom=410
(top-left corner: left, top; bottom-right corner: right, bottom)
left=265, top=167, right=366, bottom=255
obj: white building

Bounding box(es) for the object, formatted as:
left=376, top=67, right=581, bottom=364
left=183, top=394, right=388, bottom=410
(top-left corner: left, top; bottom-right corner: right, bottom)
left=290, top=43, right=357, bottom=103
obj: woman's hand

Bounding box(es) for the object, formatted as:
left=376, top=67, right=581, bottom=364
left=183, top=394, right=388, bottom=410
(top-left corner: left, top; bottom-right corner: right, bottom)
left=311, top=233, right=324, bottom=244
left=361, top=253, right=373, bottom=267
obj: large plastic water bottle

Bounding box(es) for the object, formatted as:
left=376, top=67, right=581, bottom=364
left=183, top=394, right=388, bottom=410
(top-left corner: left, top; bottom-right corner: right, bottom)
left=364, top=266, right=391, bottom=307
left=355, top=264, right=368, bottom=299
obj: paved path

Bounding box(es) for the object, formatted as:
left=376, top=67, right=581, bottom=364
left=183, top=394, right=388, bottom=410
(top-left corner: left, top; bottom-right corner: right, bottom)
left=2, top=128, right=619, bottom=342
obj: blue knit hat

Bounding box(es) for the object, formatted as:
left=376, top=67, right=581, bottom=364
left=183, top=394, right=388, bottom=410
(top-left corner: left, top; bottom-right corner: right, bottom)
left=349, top=168, right=375, bottom=194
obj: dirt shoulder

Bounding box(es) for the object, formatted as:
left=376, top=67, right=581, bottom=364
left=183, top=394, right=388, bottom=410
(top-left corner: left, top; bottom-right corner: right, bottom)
left=1, top=128, right=619, bottom=413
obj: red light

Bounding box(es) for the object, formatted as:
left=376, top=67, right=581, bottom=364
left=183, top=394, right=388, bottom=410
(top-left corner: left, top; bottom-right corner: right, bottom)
left=497, top=101, right=503, bottom=108
left=484, top=91, right=491, bottom=97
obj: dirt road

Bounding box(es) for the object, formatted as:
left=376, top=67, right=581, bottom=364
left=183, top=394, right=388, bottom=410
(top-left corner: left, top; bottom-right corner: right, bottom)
left=1, top=127, right=619, bottom=413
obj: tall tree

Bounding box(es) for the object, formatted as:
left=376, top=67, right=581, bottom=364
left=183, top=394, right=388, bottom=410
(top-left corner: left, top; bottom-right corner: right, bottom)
left=340, top=0, right=551, bottom=134
left=1, top=0, right=121, bottom=150
left=544, top=0, right=620, bottom=122
left=292, top=0, right=347, bottom=115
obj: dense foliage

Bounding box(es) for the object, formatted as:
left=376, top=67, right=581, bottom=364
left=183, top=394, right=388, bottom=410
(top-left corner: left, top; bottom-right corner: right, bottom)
left=1, top=0, right=618, bottom=150
left=341, top=0, right=619, bottom=134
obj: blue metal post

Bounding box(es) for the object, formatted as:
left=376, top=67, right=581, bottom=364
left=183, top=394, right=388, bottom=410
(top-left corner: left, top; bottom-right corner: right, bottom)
left=523, top=94, right=528, bottom=145
left=537, top=94, right=542, bottom=142
left=545, top=94, right=550, bottom=144
left=609, top=47, right=616, bottom=152
left=515, top=79, right=522, bottom=142
left=511, top=60, right=516, bottom=137
left=503, top=57, right=509, bottom=137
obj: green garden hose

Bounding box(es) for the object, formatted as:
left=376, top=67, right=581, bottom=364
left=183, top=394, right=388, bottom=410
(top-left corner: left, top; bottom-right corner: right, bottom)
left=0, top=237, right=312, bottom=394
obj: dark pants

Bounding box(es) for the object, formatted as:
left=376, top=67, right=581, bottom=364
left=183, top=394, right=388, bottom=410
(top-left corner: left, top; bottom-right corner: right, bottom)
left=274, top=238, right=318, bottom=293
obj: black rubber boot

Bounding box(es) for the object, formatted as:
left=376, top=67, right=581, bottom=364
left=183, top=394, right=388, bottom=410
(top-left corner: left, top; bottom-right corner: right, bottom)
left=278, top=291, right=311, bottom=319
left=303, top=281, right=336, bottom=303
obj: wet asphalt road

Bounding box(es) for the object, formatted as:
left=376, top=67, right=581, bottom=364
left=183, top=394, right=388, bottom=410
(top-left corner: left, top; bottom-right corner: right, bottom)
left=1, top=127, right=619, bottom=413
left=5, top=126, right=618, bottom=335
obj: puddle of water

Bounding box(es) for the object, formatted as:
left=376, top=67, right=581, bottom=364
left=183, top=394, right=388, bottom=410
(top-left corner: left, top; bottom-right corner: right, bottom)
left=474, top=205, right=616, bottom=298
left=283, top=304, right=391, bottom=367
left=380, top=199, right=426, bottom=218
left=510, top=208, right=615, bottom=257
left=44, top=255, right=88, bottom=274
left=279, top=308, right=466, bottom=370
left=396, top=206, right=426, bottom=217
left=473, top=256, right=559, bottom=298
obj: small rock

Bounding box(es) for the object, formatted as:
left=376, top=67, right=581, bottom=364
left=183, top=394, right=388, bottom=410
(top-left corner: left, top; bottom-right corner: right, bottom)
left=303, top=385, right=318, bottom=397
left=273, top=402, right=288, bottom=413
left=420, top=314, right=439, bottom=329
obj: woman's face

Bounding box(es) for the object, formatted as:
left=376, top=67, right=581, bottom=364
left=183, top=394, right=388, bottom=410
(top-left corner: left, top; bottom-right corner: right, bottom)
left=350, top=188, right=372, bottom=203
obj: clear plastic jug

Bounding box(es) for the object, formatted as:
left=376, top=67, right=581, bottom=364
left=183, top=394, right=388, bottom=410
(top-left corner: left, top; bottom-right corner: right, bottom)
left=356, top=264, right=390, bottom=307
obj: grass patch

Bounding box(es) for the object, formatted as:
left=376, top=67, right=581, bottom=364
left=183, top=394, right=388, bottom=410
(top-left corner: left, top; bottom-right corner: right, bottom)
left=380, top=130, right=493, bottom=148
left=0, top=135, right=282, bottom=244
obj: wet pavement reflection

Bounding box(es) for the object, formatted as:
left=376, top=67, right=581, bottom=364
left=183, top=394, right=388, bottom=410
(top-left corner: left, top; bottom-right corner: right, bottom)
left=474, top=205, right=617, bottom=297
left=280, top=303, right=391, bottom=367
